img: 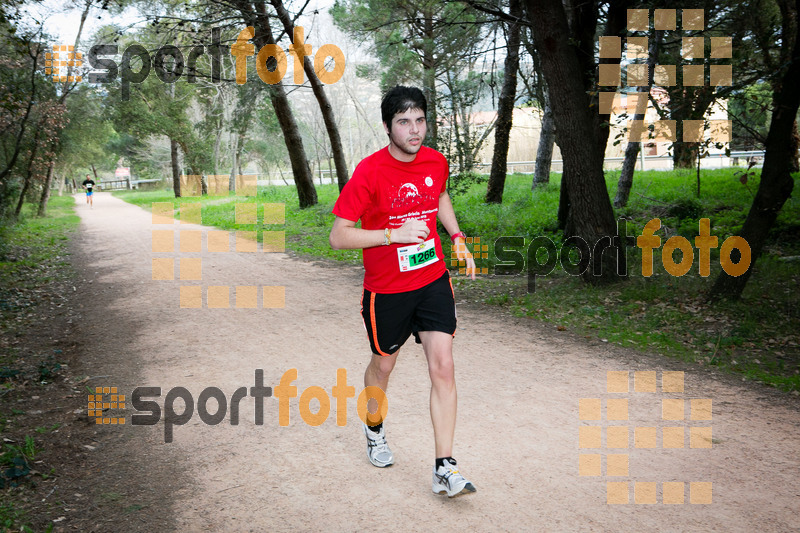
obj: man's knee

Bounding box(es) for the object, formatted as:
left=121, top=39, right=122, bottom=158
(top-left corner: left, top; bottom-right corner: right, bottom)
left=369, top=353, right=397, bottom=380
left=427, top=348, right=455, bottom=384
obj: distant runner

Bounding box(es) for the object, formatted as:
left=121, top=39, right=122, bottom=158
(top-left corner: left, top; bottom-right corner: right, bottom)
left=82, top=174, right=95, bottom=208
left=330, top=85, right=477, bottom=497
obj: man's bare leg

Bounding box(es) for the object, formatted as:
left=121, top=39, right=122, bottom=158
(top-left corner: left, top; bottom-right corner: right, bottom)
left=418, top=331, right=456, bottom=458
left=362, top=351, right=398, bottom=467
left=364, top=351, right=397, bottom=420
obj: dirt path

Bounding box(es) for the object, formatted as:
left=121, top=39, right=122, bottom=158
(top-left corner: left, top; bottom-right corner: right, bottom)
left=70, top=192, right=800, bottom=532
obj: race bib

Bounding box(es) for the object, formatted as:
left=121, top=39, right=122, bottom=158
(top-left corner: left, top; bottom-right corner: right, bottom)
left=397, top=238, right=439, bottom=272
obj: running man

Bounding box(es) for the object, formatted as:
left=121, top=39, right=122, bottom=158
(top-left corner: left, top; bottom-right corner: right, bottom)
left=82, top=174, right=95, bottom=208
left=330, top=86, right=477, bottom=497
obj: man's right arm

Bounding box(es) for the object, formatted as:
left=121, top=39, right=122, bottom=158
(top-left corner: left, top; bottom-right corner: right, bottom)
left=329, top=216, right=430, bottom=250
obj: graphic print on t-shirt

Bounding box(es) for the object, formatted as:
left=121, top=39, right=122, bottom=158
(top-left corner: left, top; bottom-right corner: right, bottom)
left=390, top=180, right=435, bottom=212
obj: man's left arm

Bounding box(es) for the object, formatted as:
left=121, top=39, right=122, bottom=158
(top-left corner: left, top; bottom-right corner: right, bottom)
left=438, top=191, right=476, bottom=280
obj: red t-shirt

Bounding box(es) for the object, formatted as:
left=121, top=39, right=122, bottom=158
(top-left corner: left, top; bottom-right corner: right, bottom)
left=333, top=146, right=449, bottom=294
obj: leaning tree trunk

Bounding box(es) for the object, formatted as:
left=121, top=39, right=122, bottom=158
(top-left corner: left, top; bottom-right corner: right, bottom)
left=269, top=0, right=350, bottom=192
left=37, top=159, right=55, bottom=217
left=485, top=0, right=521, bottom=204
left=789, top=118, right=799, bottom=173
left=14, top=123, right=43, bottom=217
left=614, top=31, right=661, bottom=208
left=239, top=2, right=317, bottom=207
left=526, top=0, right=622, bottom=284
left=709, top=0, right=800, bottom=301
left=421, top=10, right=438, bottom=149
left=533, top=87, right=555, bottom=189
left=170, top=138, right=181, bottom=198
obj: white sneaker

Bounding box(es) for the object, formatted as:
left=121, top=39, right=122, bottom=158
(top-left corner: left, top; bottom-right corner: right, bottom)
left=363, top=423, right=394, bottom=467
left=432, top=459, right=476, bottom=497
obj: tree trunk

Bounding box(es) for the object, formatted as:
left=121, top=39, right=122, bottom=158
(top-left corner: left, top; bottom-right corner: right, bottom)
left=615, top=141, right=640, bottom=208
left=790, top=118, right=799, bottom=173
left=14, top=125, right=43, bottom=217
left=557, top=175, right=569, bottom=230
left=269, top=0, right=350, bottom=192
left=240, top=1, right=317, bottom=207
left=170, top=138, right=181, bottom=198
left=229, top=131, right=238, bottom=192
left=485, top=0, right=521, bottom=204
left=37, top=159, right=55, bottom=217
left=614, top=31, right=661, bottom=208
left=673, top=142, right=699, bottom=169
left=709, top=0, right=800, bottom=301
left=214, top=114, right=222, bottom=176
left=526, top=0, right=622, bottom=284
left=422, top=9, right=438, bottom=149
left=533, top=87, right=555, bottom=189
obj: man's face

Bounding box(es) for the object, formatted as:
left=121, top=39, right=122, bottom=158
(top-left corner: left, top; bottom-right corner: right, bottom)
left=384, top=107, right=426, bottom=161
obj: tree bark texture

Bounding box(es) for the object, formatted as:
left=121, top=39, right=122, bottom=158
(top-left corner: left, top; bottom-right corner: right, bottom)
left=533, top=87, right=554, bottom=189
left=526, top=0, right=622, bottom=284
left=614, top=32, right=661, bottom=208
left=485, top=0, right=521, bottom=204
left=269, top=0, right=350, bottom=192
left=710, top=0, right=800, bottom=300
left=237, top=0, right=318, bottom=207
left=170, top=138, right=181, bottom=198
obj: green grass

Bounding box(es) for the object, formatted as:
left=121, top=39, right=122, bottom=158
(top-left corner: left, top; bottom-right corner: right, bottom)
left=0, top=196, right=79, bottom=373
left=114, top=187, right=362, bottom=264
left=115, top=168, right=800, bottom=391
left=0, top=196, right=77, bottom=531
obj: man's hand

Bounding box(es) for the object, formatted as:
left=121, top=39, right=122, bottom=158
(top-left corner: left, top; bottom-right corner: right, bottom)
left=453, top=237, right=477, bottom=280
left=392, top=218, right=430, bottom=244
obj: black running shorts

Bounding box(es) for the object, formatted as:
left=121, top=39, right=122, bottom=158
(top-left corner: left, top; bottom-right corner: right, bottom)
left=360, top=271, right=457, bottom=356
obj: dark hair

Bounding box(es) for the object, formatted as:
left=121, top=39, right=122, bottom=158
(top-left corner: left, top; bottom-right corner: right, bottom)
left=381, top=86, right=427, bottom=130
